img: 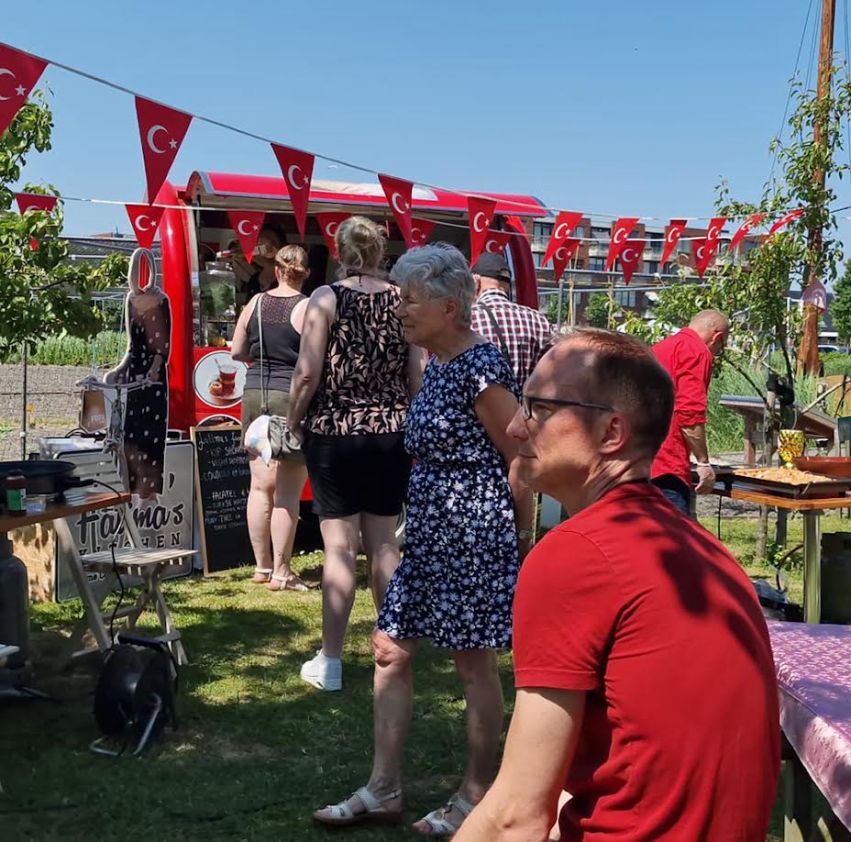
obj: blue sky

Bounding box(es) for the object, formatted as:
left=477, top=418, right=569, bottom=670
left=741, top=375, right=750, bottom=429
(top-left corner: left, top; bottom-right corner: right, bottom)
left=4, top=0, right=849, bottom=254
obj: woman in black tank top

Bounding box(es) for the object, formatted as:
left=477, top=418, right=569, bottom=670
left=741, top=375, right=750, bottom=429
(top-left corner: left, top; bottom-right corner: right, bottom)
left=232, top=245, right=310, bottom=592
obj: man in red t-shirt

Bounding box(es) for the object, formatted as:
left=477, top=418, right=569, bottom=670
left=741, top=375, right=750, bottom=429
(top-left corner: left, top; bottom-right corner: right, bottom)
left=651, top=310, right=729, bottom=517
left=455, top=329, right=779, bottom=842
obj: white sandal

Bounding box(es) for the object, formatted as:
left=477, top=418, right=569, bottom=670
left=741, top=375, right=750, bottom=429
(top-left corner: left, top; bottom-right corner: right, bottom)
left=313, top=785, right=403, bottom=826
left=415, top=793, right=476, bottom=836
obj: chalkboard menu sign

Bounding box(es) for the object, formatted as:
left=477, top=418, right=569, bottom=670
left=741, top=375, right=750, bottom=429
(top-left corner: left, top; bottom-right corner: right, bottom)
left=190, top=424, right=252, bottom=573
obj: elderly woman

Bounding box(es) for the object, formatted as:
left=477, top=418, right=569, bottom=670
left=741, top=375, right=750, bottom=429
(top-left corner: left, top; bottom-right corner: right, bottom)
left=313, top=243, right=533, bottom=836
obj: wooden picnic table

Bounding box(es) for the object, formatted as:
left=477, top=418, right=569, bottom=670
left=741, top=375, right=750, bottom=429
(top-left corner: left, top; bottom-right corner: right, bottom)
left=711, top=484, right=850, bottom=624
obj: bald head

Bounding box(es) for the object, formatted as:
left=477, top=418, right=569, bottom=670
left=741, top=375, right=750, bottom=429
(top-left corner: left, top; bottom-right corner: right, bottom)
left=689, top=309, right=729, bottom=355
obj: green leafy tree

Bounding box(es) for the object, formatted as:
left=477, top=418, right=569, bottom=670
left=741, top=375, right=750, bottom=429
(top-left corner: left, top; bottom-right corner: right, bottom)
left=831, top=261, right=851, bottom=344
left=583, top=292, right=613, bottom=328
left=0, top=90, right=126, bottom=362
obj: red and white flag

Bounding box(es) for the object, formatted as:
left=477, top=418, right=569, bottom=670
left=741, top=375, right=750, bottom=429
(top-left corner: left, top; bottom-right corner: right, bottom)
left=379, top=174, right=414, bottom=248
left=410, top=218, right=436, bottom=247
left=467, top=196, right=497, bottom=265
left=227, top=211, right=265, bottom=263
left=551, top=237, right=582, bottom=284
left=272, top=144, right=314, bottom=241
left=315, top=212, right=351, bottom=260
left=691, top=238, right=714, bottom=279
left=542, top=210, right=583, bottom=266
left=729, top=213, right=764, bottom=252
left=765, top=209, right=804, bottom=241
left=0, top=45, right=47, bottom=138
left=619, top=240, right=645, bottom=286
left=660, top=219, right=688, bottom=267
left=706, top=216, right=727, bottom=243
left=483, top=230, right=511, bottom=255
left=126, top=203, right=165, bottom=249
left=135, top=96, right=192, bottom=204
left=605, top=217, right=639, bottom=270
left=15, top=192, right=57, bottom=215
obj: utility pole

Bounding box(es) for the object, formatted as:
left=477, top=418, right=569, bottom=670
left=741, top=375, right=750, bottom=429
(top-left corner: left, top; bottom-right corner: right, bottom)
left=798, top=0, right=836, bottom=375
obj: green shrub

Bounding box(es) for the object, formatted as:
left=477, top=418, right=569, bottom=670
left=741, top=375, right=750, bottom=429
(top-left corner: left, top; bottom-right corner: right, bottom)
left=5, top=331, right=125, bottom=367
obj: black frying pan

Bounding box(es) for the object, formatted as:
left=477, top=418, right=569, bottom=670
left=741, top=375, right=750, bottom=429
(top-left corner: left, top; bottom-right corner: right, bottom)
left=0, top=461, right=93, bottom=496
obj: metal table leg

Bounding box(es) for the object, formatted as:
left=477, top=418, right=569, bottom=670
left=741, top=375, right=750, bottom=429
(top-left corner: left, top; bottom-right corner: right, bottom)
left=802, top=511, right=821, bottom=624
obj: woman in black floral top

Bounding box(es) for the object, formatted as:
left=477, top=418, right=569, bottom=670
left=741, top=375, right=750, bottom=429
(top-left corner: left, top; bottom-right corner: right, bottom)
left=289, top=216, right=425, bottom=692
left=312, top=243, right=534, bottom=836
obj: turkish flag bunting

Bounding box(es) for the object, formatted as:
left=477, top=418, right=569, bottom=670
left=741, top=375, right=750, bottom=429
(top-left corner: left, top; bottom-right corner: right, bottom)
left=0, top=45, right=47, bottom=138
left=379, top=174, right=414, bottom=247
left=227, top=211, right=265, bottom=263
left=551, top=237, right=582, bottom=283
left=125, top=203, right=165, bottom=249
left=467, top=196, right=497, bottom=265
left=135, top=96, right=192, bottom=204
left=15, top=192, right=57, bottom=215
left=706, top=216, right=727, bottom=243
left=272, top=144, right=314, bottom=240
left=606, top=217, right=639, bottom=270
left=315, top=212, right=351, bottom=260
left=765, top=209, right=804, bottom=241
left=483, top=230, right=512, bottom=255
left=729, top=213, right=765, bottom=252
left=543, top=211, right=583, bottom=266
left=410, top=218, right=436, bottom=247
left=619, top=239, right=645, bottom=286
left=660, top=219, right=687, bottom=267
left=690, top=238, right=714, bottom=279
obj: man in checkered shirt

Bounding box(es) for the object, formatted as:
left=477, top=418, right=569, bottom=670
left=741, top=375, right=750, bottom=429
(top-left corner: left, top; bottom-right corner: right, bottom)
left=470, top=252, right=553, bottom=390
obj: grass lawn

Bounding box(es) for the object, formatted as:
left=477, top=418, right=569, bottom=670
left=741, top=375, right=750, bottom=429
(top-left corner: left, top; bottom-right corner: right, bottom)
left=2, top=511, right=835, bottom=841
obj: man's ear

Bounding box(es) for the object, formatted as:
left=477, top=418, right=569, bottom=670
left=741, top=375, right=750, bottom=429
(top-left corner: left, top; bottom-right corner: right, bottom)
left=473, top=274, right=482, bottom=296
left=598, top=412, right=630, bottom=456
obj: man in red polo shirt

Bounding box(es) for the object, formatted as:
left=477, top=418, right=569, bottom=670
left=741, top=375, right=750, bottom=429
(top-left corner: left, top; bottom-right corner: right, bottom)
left=651, top=310, right=729, bottom=517
left=455, top=329, right=779, bottom=842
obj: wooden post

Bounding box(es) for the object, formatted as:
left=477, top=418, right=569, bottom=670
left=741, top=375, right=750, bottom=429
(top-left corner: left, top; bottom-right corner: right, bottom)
left=798, top=0, right=836, bottom=375
left=607, top=275, right=615, bottom=329
left=757, top=384, right=778, bottom=561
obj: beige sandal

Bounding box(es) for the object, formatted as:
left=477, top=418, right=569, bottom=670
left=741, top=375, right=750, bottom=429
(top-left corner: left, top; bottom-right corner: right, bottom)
left=313, top=786, right=402, bottom=826
left=415, top=793, right=476, bottom=836
left=266, top=572, right=309, bottom=592
left=251, top=567, right=272, bottom=584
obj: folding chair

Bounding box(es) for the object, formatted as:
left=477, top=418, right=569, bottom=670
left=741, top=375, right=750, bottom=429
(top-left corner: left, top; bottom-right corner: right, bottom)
left=52, top=450, right=195, bottom=665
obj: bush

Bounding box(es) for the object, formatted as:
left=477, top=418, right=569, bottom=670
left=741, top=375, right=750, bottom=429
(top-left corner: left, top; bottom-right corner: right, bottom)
left=5, top=331, right=125, bottom=367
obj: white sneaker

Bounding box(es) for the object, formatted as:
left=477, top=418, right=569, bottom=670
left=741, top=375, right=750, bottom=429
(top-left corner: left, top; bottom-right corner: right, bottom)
left=300, top=650, right=342, bottom=691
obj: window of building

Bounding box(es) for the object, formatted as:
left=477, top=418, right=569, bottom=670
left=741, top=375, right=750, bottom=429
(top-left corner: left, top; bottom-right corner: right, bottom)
left=645, top=261, right=659, bottom=275
left=589, top=257, right=606, bottom=271
left=591, top=226, right=609, bottom=240
left=533, top=251, right=543, bottom=268
left=533, top=222, right=553, bottom=240
left=614, top=289, right=636, bottom=308
left=574, top=225, right=585, bottom=239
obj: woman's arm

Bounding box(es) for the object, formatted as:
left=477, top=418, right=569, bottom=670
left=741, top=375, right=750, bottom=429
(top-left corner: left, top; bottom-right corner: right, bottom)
left=287, top=286, right=336, bottom=437
left=407, top=344, right=428, bottom=400
left=230, top=294, right=259, bottom=362
left=476, top=385, right=534, bottom=557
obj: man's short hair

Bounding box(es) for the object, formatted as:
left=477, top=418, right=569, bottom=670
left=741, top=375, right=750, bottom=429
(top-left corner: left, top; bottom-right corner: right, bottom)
left=560, top=329, right=674, bottom=457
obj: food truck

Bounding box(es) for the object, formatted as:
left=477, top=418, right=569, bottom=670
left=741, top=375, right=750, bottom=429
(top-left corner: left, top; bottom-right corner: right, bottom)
left=153, top=173, right=548, bottom=432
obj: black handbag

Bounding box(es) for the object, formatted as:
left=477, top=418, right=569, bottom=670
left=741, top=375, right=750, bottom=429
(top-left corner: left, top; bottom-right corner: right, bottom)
left=256, top=293, right=301, bottom=458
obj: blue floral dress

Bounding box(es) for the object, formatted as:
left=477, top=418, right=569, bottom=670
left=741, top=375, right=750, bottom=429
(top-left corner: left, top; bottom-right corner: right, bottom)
left=377, top=342, right=520, bottom=650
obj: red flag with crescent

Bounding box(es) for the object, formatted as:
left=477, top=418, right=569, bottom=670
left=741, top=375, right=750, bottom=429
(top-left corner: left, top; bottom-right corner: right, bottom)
left=0, top=45, right=47, bottom=138
left=125, top=203, right=165, bottom=249
left=135, top=96, right=192, bottom=205
left=271, top=144, right=314, bottom=241
left=706, top=216, right=727, bottom=244
left=765, top=209, right=804, bottom=242
left=619, top=239, right=645, bottom=286
left=660, top=219, right=687, bottom=267
left=379, top=174, right=414, bottom=248
left=690, top=238, right=714, bottom=279
left=15, top=193, right=57, bottom=215
left=542, top=211, right=583, bottom=266
left=551, top=237, right=582, bottom=284
left=605, top=217, right=639, bottom=270
left=316, top=212, right=351, bottom=260
left=227, top=211, right=265, bottom=263
left=729, top=213, right=765, bottom=252
left=467, top=196, right=497, bottom=265
left=483, top=230, right=511, bottom=255
left=410, top=218, right=436, bottom=247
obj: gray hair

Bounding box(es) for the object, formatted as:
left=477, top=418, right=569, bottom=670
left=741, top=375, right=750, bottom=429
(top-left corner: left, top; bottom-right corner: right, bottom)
left=390, top=243, right=475, bottom=326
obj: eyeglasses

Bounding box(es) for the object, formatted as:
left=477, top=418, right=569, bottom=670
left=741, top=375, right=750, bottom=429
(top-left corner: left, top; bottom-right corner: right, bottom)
left=521, top=394, right=614, bottom=421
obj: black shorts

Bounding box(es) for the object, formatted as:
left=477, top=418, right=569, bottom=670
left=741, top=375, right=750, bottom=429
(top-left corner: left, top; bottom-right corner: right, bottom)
left=303, top=432, right=410, bottom=518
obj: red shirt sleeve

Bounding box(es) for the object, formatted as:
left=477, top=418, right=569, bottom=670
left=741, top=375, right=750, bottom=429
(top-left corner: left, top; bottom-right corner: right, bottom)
left=673, top=344, right=712, bottom=427
left=513, top=529, right=621, bottom=691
